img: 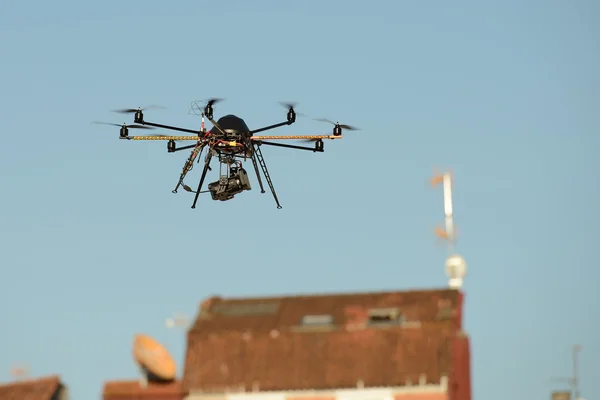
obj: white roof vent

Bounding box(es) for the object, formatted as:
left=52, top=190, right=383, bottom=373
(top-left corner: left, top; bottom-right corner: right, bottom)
left=301, top=314, right=333, bottom=325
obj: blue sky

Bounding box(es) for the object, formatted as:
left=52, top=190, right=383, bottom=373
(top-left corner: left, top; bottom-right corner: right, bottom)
left=0, top=0, right=598, bottom=399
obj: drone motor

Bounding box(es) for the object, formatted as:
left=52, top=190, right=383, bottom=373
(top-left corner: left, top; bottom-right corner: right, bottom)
left=203, top=98, right=222, bottom=120
left=134, top=110, right=143, bottom=124
left=167, top=140, right=176, bottom=153
left=315, top=139, right=324, bottom=151
left=287, top=108, right=296, bottom=124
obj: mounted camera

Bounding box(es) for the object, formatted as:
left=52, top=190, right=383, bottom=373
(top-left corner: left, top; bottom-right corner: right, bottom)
left=208, top=166, right=252, bottom=201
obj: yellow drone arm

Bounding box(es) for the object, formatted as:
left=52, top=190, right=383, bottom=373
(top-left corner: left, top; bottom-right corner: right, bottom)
left=250, top=135, right=342, bottom=140
left=128, top=136, right=199, bottom=141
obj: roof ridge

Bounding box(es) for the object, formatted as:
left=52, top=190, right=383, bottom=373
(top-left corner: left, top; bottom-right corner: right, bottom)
left=103, top=378, right=180, bottom=385
left=209, top=287, right=457, bottom=302
left=0, top=375, right=61, bottom=388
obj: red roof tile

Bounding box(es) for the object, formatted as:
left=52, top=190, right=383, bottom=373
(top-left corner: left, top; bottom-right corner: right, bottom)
left=0, top=375, right=64, bottom=400
left=103, top=379, right=183, bottom=400
left=183, top=288, right=464, bottom=393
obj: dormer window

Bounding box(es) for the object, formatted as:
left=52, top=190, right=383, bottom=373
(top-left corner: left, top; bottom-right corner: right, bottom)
left=301, top=314, right=334, bottom=325
left=292, top=314, right=336, bottom=333
left=367, top=307, right=402, bottom=325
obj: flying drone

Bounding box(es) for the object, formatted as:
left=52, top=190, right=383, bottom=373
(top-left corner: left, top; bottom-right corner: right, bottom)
left=93, top=99, right=358, bottom=209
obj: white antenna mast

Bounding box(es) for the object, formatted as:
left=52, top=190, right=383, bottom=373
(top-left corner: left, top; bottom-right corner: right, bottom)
left=165, top=311, right=190, bottom=378
left=165, top=312, right=190, bottom=330
left=551, top=345, right=584, bottom=400
left=431, top=169, right=467, bottom=289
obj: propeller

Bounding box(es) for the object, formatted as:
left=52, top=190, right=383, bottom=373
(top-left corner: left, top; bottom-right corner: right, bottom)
left=205, top=98, right=224, bottom=107
left=278, top=101, right=307, bottom=117
left=92, top=121, right=175, bottom=138
left=314, top=117, right=359, bottom=131
left=91, top=121, right=154, bottom=129
left=279, top=101, right=298, bottom=110
left=189, top=98, right=224, bottom=116
left=111, top=104, right=167, bottom=114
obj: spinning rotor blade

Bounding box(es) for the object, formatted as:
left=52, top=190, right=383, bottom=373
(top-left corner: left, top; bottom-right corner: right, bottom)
left=314, top=117, right=359, bottom=131
left=91, top=121, right=155, bottom=129
left=189, top=98, right=224, bottom=116
left=206, top=98, right=224, bottom=107
left=279, top=101, right=298, bottom=110
left=112, top=104, right=167, bottom=114
left=278, top=101, right=307, bottom=117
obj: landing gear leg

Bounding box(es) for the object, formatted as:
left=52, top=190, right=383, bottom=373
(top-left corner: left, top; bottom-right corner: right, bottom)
left=253, top=143, right=282, bottom=209
left=250, top=150, right=266, bottom=194
left=191, top=151, right=213, bottom=209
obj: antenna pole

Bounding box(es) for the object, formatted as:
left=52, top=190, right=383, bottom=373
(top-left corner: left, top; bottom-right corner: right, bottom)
left=165, top=312, right=190, bottom=330
left=550, top=344, right=583, bottom=400
left=442, top=172, right=455, bottom=253
left=573, top=344, right=582, bottom=400
left=431, top=169, right=467, bottom=290
left=165, top=312, right=190, bottom=358
left=431, top=170, right=456, bottom=253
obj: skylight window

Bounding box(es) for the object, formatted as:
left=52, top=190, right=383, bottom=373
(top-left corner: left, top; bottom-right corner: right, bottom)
left=301, top=314, right=334, bottom=325
left=367, top=307, right=402, bottom=325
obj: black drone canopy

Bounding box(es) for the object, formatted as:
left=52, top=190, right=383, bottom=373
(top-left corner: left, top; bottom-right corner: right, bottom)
left=209, top=114, right=250, bottom=135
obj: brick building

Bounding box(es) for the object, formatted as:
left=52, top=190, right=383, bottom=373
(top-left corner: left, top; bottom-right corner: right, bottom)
left=182, top=288, right=471, bottom=400
left=102, top=379, right=183, bottom=400
left=0, top=375, right=68, bottom=400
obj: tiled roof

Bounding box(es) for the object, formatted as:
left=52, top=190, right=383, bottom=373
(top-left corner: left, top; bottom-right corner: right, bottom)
left=0, top=375, right=63, bottom=400
left=183, top=288, right=465, bottom=393
left=189, top=288, right=462, bottom=335
left=103, top=379, right=183, bottom=399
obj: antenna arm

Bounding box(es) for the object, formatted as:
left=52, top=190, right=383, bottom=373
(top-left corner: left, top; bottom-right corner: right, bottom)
left=203, top=114, right=229, bottom=136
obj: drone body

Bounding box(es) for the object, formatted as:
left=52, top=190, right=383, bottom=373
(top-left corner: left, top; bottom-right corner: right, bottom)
left=94, top=99, right=356, bottom=209
left=209, top=114, right=251, bottom=137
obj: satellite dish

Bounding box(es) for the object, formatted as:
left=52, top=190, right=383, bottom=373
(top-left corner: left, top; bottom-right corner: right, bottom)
left=132, top=334, right=177, bottom=382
